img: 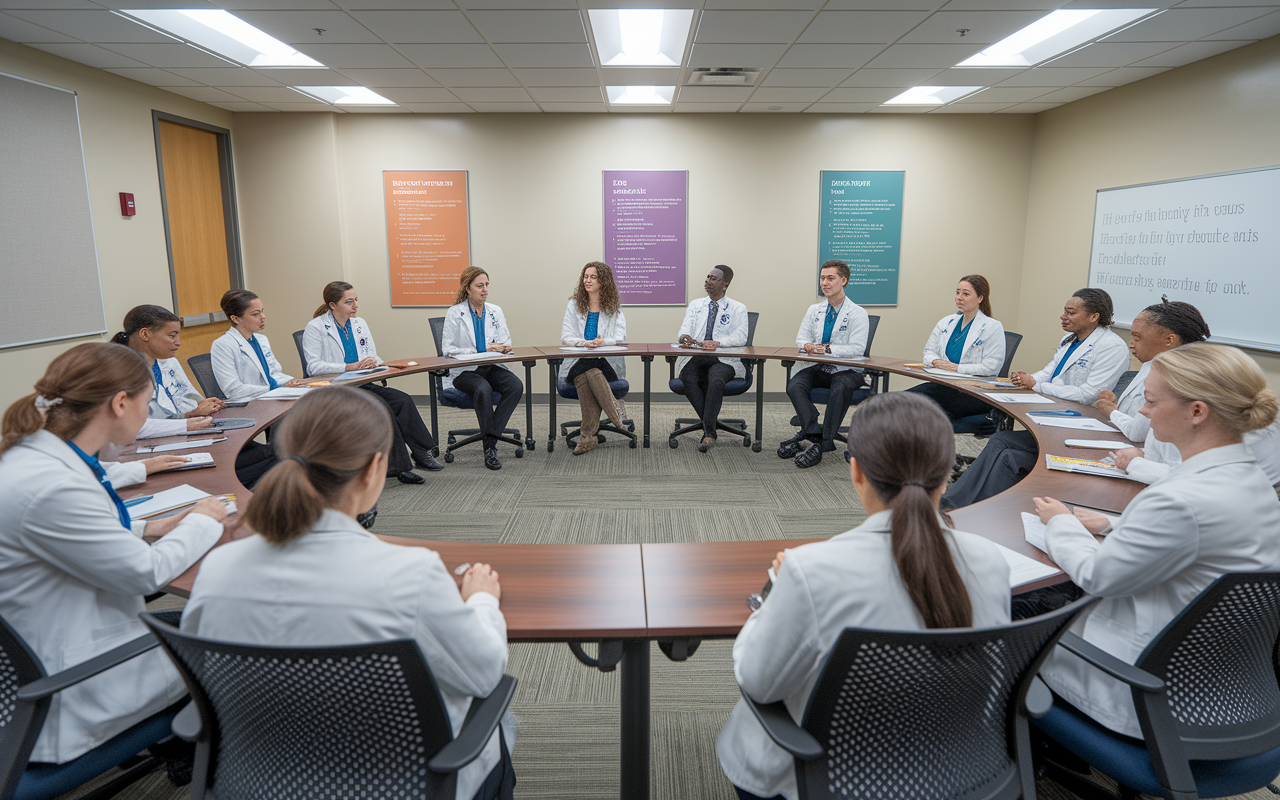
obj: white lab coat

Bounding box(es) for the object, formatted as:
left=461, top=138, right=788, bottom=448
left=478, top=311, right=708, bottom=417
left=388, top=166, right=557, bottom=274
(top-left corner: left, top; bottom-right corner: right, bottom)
left=0, top=430, right=222, bottom=763
left=1040, top=443, right=1280, bottom=739
left=1029, top=326, right=1130, bottom=405
left=209, top=329, right=293, bottom=403
left=181, top=510, right=511, bottom=800
left=717, top=510, right=1011, bottom=800
left=440, top=302, right=513, bottom=392
left=558, top=300, right=627, bottom=380
left=921, top=311, right=1007, bottom=377
left=303, top=312, right=381, bottom=377
left=675, top=295, right=750, bottom=380
left=1106, top=360, right=1150, bottom=442
left=794, top=297, right=869, bottom=375
left=132, top=356, right=205, bottom=441
left=1126, top=422, right=1280, bottom=488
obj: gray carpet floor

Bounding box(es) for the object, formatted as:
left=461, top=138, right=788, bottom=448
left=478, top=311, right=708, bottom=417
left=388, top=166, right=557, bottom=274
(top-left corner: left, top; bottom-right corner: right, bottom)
left=59, top=400, right=1277, bottom=800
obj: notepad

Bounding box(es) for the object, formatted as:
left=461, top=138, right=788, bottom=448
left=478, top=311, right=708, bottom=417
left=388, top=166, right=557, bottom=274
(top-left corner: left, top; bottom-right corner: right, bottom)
left=1045, top=454, right=1139, bottom=481
left=1021, top=512, right=1049, bottom=554
left=128, top=485, right=211, bottom=519
left=1030, top=417, right=1119, bottom=432
left=1064, top=438, right=1131, bottom=449
left=333, top=366, right=391, bottom=382
left=149, top=452, right=215, bottom=474
left=984, top=393, right=1057, bottom=404
left=994, top=543, right=1061, bottom=587
left=135, top=438, right=226, bottom=453
left=259, top=386, right=311, bottom=399
left=451, top=351, right=507, bottom=362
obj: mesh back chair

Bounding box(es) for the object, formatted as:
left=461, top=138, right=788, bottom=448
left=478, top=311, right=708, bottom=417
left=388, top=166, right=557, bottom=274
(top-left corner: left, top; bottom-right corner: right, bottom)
left=666, top=311, right=759, bottom=448
left=1036, top=572, right=1280, bottom=800
left=291, top=330, right=309, bottom=378
left=0, top=612, right=179, bottom=800
left=186, top=354, right=226, bottom=401
left=556, top=370, right=636, bottom=450
left=781, top=315, right=883, bottom=458
left=1110, top=369, right=1139, bottom=400
left=139, top=613, right=517, bottom=800
left=427, top=317, right=522, bottom=464
left=740, top=596, right=1099, bottom=800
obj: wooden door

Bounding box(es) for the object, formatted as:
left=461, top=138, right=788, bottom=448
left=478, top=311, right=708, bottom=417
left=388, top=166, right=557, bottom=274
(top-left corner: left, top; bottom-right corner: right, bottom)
left=158, top=119, right=232, bottom=318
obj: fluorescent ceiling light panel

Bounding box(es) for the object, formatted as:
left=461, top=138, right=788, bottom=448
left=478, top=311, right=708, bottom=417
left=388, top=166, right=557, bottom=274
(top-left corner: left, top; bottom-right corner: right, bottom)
left=956, top=9, right=1156, bottom=68
left=119, top=9, right=323, bottom=68
left=606, top=85, right=675, bottom=105
left=883, top=85, right=982, bottom=105
left=588, top=9, right=694, bottom=67
left=294, top=86, right=395, bottom=105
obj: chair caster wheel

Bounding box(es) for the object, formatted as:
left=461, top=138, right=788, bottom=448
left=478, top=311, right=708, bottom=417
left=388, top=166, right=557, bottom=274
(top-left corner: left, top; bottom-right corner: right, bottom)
left=629, top=439, right=637, bottom=449
left=752, top=442, right=762, bottom=453
left=444, top=452, right=454, bottom=463
left=743, top=437, right=751, bottom=447
left=447, top=435, right=457, bottom=445
left=669, top=439, right=678, bottom=449
left=526, top=438, right=535, bottom=451
left=515, top=448, right=523, bottom=458
left=597, top=434, right=605, bottom=444
left=548, top=441, right=555, bottom=453
left=625, top=420, right=635, bottom=432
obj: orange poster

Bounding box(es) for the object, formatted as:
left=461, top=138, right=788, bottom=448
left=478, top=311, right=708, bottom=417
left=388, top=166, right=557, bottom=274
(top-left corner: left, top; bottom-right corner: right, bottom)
left=384, top=170, right=471, bottom=306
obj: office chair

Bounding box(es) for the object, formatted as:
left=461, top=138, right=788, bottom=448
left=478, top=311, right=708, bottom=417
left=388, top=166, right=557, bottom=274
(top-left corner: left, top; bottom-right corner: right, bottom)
left=666, top=311, right=759, bottom=449
left=291, top=330, right=309, bottom=378
left=739, top=595, right=1098, bottom=800
left=1036, top=572, right=1280, bottom=800
left=139, top=614, right=517, bottom=800
left=186, top=354, right=226, bottom=401
left=1110, top=369, right=1139, bottom=399
left=779, top=314, right=882, bottom=459
left=0, top=611, right=184, bottom=800
left=556, top=365, right=636, bottom=451
left=427, top=317, right=522, bottom=464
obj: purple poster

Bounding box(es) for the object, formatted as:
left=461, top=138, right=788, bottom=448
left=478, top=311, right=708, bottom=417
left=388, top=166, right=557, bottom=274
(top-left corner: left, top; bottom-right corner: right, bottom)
left=603, top=170, right=687, bottom=305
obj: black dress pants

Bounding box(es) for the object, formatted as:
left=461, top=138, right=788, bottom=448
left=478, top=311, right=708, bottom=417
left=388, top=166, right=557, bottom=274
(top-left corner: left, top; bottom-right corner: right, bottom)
left=361, top=383, right=438, bottom=474
left=680, top=356, right=736, bottom=438
left=907, top=380, right=994, bottom=421
left=941, top=430, right=1038, bottom=509
left=233, top=441, right=277, bottom=489
left=452, top=364, right=524, bottom=448
left=786, top=364, right=865, bottom=446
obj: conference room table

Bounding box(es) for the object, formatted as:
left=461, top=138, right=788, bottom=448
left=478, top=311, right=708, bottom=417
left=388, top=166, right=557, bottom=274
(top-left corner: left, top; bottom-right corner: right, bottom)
left=116, top=345, right=1144, bottom=800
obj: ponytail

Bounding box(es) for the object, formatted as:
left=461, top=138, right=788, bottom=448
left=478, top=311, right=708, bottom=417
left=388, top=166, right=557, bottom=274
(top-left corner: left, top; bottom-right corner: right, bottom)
left=314, top=281, right=354, bottom=319
left=959, top=274, right=992, bottom=318
left=115, top=305, right=179, bottom=348
left=846, top=393, right=972, bottom=629
left=1, top=393, right=45, bottom=456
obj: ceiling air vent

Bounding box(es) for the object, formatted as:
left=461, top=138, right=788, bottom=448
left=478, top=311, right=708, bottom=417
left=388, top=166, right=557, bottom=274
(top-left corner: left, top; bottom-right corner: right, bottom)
left=686, top=68, right=760, bottom=86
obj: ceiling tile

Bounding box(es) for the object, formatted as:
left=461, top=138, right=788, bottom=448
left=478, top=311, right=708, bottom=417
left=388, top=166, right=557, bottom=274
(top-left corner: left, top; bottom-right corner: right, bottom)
left=538, top=102, right=607, bottom=111
left=1027, top=85, right=1110, bottom=102
left=451, top=86, right=531, bottom=101
left=400, top=102, right=475, bottom=111
left=466, top=10, right=585, bottom=42
left=359, top=87, right=459, bottom=101
left=995, top=101, right=1061, bottom=112
left=927, top=67, right=1023, bottom=84
left=702, top=0, right=823, bottom=8
left=333, top=0, right=455, bottom=8
left=167, top=66, right=298, bottom=85
left=331, top=67, right=440, bottom=86
left=896, top=10, right=1048, bottom=44
left=938, top=0, right=1064, bottom=8
left=457, top=0, right=576, bottom=8
left=687, top=42, right=788, bottom=67
left=804, top=102, right=878, bottom=111
left=1201, top=9, right=1280, bottom=41
left=839, top=67, right=940, bottom=86
left=425, top=67, right=520, bottom=85
left=825, top=0, right=945, bottom=9
left=1174, top=0, right=1280, bottom=6
left=994, top=66, right=1113, bottom=85
left=672, top=102, right=743, bottom=110
left=259, top=100, right=345, bottom=110
left=821, top=86, right=900, bottom=101
left=675, top=85, right=755, bottom=101
left=398, top=43, right=503, bottom=68
left=215, top=0, right=345, bottom=8
left=864, top=43, right=987, bottom=68
left=467, top=102, right=541, bottom=110
left=867, top=105, right=932, bottom=112
left=527, top=86, right=604, bottom=101
left=1105, top=7, right=1272, bottom=41
left=103, top=67, right=205, bottom=86
left=0, top=11, right=79, bottom=42
left=775, top=43, right=882, bottom=68
left=161, top=86, right=249, bottom=102
left=796, top=10, right=934, bottom=43
left=345, top=105, right=412, bottom=112
left=1130, top=39, right=1255, bottom=67
left=1042, top=41, right=1177, bottom=68
left=224, top=86, right=315, bottom=101
left=513, top=67, right=600, bottom=85
left=929, top=102, right=1016, bottom=111
left=292, top=43, right=415, bottom=67
left=955, top=85, right=1050, bottom=101
left=206, top=101, right=278, bottom=111
left=0, top=0, right=101, bottom=9
left=4, top=10, right=177, bottom=42
left=749, top=85, right=829, bottom=100
left=694, top=11, right=814, bottom=43
left=239, top=67, right=346, bottom=83
left=98, top=43, right=239, bottom=68
left=233, top=10, right=382, bottom=43
left=1072, top=66, right=1170, bottom=86
left=491, top=43, right=594, bottom=67
left=345, top=10, right=483, bottom=43
left=760, top=68, right=853, bottom=86
left=741, top=101, right=812, bottom=110
left=24, top=42, right=147, bottom=69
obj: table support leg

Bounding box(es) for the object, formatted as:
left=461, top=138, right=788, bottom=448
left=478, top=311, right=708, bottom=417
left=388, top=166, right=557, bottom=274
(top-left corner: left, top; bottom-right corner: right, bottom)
left=641, top=355, right=652, bottom=448
left=429, top=375, right=440, bottom=458
left=620, top=639, right=650, bottom=800
left=753, top=359, right=764, bottom=453
left=548, top=360, right=558, bottom=453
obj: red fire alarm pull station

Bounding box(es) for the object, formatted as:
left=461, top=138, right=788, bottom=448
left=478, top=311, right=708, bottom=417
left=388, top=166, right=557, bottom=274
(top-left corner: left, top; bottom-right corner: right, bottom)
left=119, top=193, right=136, bottom=216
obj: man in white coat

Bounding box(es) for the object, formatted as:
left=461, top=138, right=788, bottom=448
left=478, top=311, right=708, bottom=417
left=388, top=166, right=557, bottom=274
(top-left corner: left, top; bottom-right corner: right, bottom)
left=675, top=265, right=749, bottom=452
left=778, top=260, right=869, bottom=468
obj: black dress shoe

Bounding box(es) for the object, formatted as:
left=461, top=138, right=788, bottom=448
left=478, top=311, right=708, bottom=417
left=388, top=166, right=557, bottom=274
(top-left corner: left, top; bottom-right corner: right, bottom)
left=356, top=505, right=378, bottom=529
left=484, top=447, right=502, bottom=470
left=414, top=452, right=444, bottom=471
left=397, top=470, right=425, bottom=484
left=795, top=444, right=823, bottom=469
left=777, top=434, right=804, bottom=459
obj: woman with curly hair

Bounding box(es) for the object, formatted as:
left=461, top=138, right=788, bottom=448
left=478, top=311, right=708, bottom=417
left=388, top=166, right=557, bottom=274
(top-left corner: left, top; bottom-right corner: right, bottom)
left=560, top=262, right=627, bottom=455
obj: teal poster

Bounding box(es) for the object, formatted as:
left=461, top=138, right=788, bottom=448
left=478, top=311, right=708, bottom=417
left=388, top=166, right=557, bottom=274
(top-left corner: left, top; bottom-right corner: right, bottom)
left=818, top=170, right=904, bottom=306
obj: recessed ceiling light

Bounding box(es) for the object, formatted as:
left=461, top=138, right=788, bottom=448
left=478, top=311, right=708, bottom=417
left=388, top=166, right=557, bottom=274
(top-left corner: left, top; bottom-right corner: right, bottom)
left=293, top=86, right=396, bottom=106
left=882, top=86, right=983, bottom=105
left=118, top=9, right=324, bottom=68
left=588, top=9, right=695, bottom=67
left=955, top=8, right=1157, bottom=68
left=606, top=85, right=675, bottom=105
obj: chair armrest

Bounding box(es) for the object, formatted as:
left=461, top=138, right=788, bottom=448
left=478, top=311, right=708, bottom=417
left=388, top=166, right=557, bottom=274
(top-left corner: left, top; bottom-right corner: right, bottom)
left=17, top=634, right=159, bottom=701
left=172, top=701, right=203, bottom=742
left=428, top=675, right=518, bottom=773
left=1055, top=632, right=1164, bottom=693
left=738, top=686, right=824, bottom=761
left=1025, top=676, right=1053, bottom=719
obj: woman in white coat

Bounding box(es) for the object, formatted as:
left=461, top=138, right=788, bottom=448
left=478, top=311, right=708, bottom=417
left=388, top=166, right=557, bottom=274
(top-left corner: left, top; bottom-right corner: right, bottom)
left=560, top=262, right=627, bottom=455
left=114, top=304, right=278, bottom=488
left=304, top=281, right=442, bottom=484
left=209, top=289, right=297, bottom=403
left=0, top=343, right=227, bottom=765
left=908, top=274, right=1007, bottom=426
left=441, top=267, right=524, bottom=471
left=1034, top=342, right=1280, bottom=739
left=717, top=392, right=1010, bottom=800
left=181, top=386, right=514, bottom=800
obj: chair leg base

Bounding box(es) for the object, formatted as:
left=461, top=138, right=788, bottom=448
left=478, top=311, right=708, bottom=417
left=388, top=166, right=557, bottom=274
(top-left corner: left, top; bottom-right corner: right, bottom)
left=561, top=418, right=638, bottom=449
left=671, top=417, right=750, bottom=447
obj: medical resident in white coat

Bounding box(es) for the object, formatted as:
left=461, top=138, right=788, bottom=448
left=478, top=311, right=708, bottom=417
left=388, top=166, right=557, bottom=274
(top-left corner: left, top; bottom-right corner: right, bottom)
left=304, top=280, right=442, bottom=483
left=209, top=289, right=297, bottom=403
left=0, top=343, right=227, bottom=765
left=1034, top=343, right=1280, bottom=739
left=559, top=262, right=627, bottom=455
left=675, top=265, right=750, bottom=452
left=718, top=392, right=1010, bottom=800
left=181, top=387, right=514, bottom=800
left=440, top=267, right=524, bottom=471
left=942, top=288, right=1131, bottom=509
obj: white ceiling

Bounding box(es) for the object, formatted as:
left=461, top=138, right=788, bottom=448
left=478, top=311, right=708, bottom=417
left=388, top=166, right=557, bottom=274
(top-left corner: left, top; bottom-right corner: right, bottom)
left=2, top=0, right=1279, bottom=113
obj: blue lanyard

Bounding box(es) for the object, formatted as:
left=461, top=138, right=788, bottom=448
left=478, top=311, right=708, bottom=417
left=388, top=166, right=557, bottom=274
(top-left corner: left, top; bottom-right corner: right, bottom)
left=1051, top=338, right=1085, bottom=381
left=65, top=441, right=131, bottom=531
left=152, top=361, right=179, bottom=411
left=470, top=305, right=487, bottom=354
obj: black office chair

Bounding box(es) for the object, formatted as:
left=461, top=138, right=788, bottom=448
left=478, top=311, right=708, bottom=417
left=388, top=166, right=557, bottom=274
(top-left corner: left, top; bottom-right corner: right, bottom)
left=1036, top=572, right=1280, bottom=800
left=427, top=317, right=522, bottom=464
left=1110, top=369, right=1139, bottom=399
left=139, top=613, right=516, bottom=800
left=557, top=364, right=637, bottom=450
left=0, top=612, right=181, bottom=800
left=780, top=314, right=882, bottom=456
left=186, top=354, right=226, bottom=401
left=740, top=595, right=1098, bottom=800
left=291, top=330, right=309, bottom=378
left=666, top=311, right=759, bottom=449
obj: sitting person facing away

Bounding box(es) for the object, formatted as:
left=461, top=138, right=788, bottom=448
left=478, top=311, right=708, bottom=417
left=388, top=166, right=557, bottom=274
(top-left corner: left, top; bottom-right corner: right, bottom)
left=1034, top=342, right=1280, bottom=739
left=717, top=392, right=1011, bottom=800
left=559, top=261, right=628, bottom=455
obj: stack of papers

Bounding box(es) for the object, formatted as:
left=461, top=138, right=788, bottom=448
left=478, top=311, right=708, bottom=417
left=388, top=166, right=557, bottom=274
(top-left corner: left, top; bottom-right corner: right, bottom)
left=151, top=452, right=215, bottom=473
left=1045, top=454, right=1139, bottom=481
left=1030, top=417, right=1119, bottom=432
left=1021, top=512, right=1049, bottom=553
left=333, top=366, right=391, bottom=382
left=451, top=351, right=507, bottom=362
left=1064, top=438, right=1131, bottom=449
left=127, top=485, right=211, bottom=519
left=985, top=393, right=1057, bottom=404
left=993, top=543, right=1061, bottom=587
left=135, top=438, right=226, bottom=453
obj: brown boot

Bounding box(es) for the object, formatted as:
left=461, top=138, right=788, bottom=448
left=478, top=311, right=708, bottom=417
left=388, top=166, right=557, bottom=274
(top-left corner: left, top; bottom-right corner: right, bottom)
left=573, top=373, right=600, bottom=455
left=585, top=368, right=624, bottom=429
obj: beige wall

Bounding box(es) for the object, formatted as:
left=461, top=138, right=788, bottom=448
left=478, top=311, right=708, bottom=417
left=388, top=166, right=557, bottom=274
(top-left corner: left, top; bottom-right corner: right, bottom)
left=1017, top=35, right=1280, bottom=388
left=0, top=40, right=233, bottom=409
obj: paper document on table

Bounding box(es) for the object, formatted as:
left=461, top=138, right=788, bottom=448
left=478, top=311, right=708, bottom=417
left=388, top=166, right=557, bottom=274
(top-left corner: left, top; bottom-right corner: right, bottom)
left=994, top=543, right=1060, bottom=587
left=714, top=347, right=748, bottom=353
left=1046, top=454, right=1140, bottom=481
left=1021, top=512, right=1049, bottom=554
left=333, top=366, right=391, bottom=382
left=559, top=345, right=628, bottom=352
left=450, top=351, right=506, bottom=362
left=260, top=387, right=311, bottom=399
left=128, top=485, right=211, bottom=519
left=984, top=393, right=1057, bottom=403
left=150, top=452, right=215, bottom=473
left=1030, top=417, right=1119, bottom=432
left=923, top=368, right=965, bottom=377
left=135, top=438, right=226, bottom=453
left=1064, top=438, right=1131, bottom=449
